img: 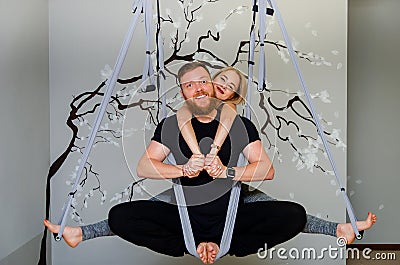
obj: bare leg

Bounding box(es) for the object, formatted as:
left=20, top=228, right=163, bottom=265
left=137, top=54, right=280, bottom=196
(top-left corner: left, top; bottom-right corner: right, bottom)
left=43, top=219, right=83, bottom=248
left=196, top=242, right=220, bottom=264
left=336, top=212, right=377, bottom=244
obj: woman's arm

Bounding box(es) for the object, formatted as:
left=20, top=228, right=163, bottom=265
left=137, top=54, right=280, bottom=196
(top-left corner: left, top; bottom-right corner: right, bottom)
left=210, top=103, right=237, bottom=155
left=177, top=103, right=202, bottom=155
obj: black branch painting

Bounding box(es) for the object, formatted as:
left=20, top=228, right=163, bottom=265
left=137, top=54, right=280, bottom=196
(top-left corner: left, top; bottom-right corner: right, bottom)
left=38, top=1, right=346, bottom=264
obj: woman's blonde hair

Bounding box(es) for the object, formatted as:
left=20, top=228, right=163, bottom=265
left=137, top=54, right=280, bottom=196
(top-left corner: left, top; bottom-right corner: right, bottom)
left=212, top=66, right=248, bottom=105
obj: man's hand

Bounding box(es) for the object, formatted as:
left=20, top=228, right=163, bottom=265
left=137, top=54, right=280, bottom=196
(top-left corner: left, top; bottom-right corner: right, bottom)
left=182, top=154, right=205, bottom=178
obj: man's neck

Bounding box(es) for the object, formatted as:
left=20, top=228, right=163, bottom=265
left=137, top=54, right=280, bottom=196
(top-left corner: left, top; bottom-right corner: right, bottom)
left=193, top=109, right=218, bottom=123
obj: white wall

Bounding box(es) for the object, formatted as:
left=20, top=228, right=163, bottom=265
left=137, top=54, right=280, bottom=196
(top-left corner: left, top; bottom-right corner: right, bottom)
left=348, top=0, right=400, bottom=243
left=0, top=0, right=49, bottom=262
left=49, top=1, right=347, bottom=264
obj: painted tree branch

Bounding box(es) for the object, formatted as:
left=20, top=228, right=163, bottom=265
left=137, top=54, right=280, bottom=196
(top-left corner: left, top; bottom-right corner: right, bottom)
left=39, top=2, right=344, bottom=264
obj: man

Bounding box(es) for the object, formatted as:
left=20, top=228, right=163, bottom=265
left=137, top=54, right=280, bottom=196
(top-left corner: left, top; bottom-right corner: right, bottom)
left=107, top=62, right=307, bottom=264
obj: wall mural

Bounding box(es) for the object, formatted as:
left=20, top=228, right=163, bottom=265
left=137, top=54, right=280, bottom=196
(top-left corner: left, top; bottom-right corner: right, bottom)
left=39, top=1, right=347, bottom=264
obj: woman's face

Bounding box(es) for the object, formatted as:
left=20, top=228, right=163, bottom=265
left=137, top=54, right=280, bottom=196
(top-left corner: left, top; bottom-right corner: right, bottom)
left=212, top=70, right=240, bottom=101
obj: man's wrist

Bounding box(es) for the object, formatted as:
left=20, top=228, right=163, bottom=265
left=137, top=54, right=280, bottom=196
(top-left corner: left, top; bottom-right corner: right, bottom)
left=181, top=164, right=188, bottom=177
left=225, top=167, right=236, bottom=179
left=220, top=166, right=228, bottom=178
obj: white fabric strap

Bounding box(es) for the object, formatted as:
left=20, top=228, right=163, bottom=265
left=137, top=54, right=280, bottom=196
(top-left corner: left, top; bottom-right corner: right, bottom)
left=141, top=0, right=155, bottom=91
left=55, top=0, right=145, bottom=241
left=170, top=155, right=245, bottom=260
left=166, top=154, right=199, bottom=258
left=246, top=0, right=257, bottom=119
left=215, top=154, right=246, bottom=259
left=157, top=29, right=167, bottom=118
left=215, top=182, right=241, bottom=259
left=257, top=0, right=267, bottom=92
left=173, top=178, right=201, bottom=258
left=266, top=0, right=362, bottom=239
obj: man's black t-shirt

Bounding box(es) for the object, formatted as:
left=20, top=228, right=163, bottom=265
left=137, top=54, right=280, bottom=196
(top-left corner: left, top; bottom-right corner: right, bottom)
left=151, top=113, right=260, bottom=243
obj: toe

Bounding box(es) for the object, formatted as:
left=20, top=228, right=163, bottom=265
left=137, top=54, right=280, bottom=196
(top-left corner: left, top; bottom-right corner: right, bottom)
left=44, top=220, right=59, bottom=233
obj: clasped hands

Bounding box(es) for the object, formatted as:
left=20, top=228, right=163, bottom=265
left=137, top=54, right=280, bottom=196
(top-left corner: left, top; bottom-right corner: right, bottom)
left=182, top=153, right=226, bottom=179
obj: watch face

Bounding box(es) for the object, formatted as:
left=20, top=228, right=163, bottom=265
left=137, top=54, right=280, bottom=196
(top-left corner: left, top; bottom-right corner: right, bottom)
left=227, top=167, right=235, bottom=178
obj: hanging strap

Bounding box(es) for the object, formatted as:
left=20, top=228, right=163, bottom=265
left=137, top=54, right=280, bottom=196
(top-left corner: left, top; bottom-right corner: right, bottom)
left=215, top=155, right=245, bottom=260
left=167, top=155, right=199, bottom=257
left=169, top=154, right=245, bottom=260
left=55, top=0, right=148, bottom=241
left=257, top=0, right=267, bottom=92
left=141, top=0, right=156, bottom=92
left=266, top=0, right=362, bottom=240
left=155, top=0, right=167, bottom=118
left=246, top=0, right=257, bottom=119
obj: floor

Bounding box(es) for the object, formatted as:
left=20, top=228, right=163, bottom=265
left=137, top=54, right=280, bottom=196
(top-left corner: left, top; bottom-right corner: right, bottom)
left=346, top=249, right=399, bottom=265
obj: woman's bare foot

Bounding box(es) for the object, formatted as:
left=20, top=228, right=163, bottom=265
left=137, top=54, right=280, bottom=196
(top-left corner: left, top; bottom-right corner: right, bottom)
left=336, top=212, right=377, bottom=244
left=43, top=219, right=83, bottom=248
left=196, top=242, right=220, bottom=264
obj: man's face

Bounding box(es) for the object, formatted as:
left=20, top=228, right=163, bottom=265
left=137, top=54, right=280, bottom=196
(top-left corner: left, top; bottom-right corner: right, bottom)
left=180, top=66, right=217, bottom=115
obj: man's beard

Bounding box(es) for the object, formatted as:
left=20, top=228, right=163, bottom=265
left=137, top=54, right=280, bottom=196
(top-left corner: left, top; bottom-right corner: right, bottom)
left=185, top=95, right=218, bottom=116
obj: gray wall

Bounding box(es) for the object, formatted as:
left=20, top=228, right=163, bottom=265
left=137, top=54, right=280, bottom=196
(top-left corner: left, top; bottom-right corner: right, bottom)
left=0, top=1, right=396, bottom=265
left=348, top=0, right=400, bottom=243
left=0, top=0, right=49, bottom=262
left=49, top=1, right=347, bottom=265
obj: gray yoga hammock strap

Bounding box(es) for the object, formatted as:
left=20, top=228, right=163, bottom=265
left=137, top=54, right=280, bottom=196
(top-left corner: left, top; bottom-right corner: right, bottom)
left=141, top=0, right=155, bottom=92
left=168, top=155, right=244, bottom=260
left=266, top=0, right=362, bottom=239
left=245, top=0, right=256, bottom=119
left=55, top=0, right=149, bottom=241
left=257, top=0, right=268, bottom=92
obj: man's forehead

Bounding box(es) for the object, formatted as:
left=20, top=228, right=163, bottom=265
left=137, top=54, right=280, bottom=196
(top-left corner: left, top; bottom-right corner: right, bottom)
left=180, top=67, right=211, bottom=83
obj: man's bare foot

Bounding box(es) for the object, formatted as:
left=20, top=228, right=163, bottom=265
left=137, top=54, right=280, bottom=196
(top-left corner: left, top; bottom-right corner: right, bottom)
left=43, top=219, right=83, bottom=248
left=336, top=212, right=377, bottom=244
left=197, top=242, right=208, bottom=264
left=205, top=242, right=219, bottom=264
left=196, top=242, right=220, bottom=264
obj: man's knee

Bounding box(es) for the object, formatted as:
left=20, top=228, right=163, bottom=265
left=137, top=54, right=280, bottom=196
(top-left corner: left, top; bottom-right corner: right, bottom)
left=287, top=201, right=307, bottom=231
left=108, top=202, right=131, bottom=234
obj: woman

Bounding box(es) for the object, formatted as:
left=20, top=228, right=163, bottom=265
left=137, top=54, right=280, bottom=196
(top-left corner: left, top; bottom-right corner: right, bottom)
left=177, top=66, right=247, bottom=159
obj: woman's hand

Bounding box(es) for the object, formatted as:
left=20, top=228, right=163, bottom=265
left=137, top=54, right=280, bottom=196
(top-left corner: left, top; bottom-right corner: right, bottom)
left=182, top=154, right=205, bottom=178
left=204, top=154, right=226, bottom=179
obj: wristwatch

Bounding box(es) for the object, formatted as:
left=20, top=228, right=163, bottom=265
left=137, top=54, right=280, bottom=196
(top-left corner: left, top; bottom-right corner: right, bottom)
left=226, top=167, right=235, bottom=178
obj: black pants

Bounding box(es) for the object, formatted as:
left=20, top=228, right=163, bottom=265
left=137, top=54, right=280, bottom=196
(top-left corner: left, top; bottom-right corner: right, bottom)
left=108, top=200, right=306, bottom=257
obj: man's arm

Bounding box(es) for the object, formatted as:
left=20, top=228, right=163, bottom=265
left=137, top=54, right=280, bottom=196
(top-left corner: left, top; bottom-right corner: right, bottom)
left=230, top=139, right=274, bottom=182
left=136, top=140, right=183, bottom=180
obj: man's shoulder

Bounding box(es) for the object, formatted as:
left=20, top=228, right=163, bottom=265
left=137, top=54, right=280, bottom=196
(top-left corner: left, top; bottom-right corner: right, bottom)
left=235, top=115, right=257, bottom=130
left=230, top=115, right=260, bottom=142
left=152, top=114, right=179, bottom=144
left=155, top=114, right=180, bottom=135
left=237, top=115, right=253, bottom=124
left=157, top=114, right=178, bottom=126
